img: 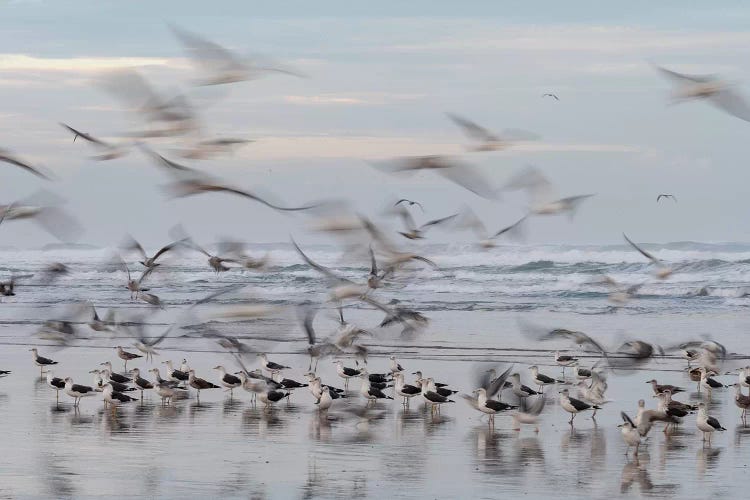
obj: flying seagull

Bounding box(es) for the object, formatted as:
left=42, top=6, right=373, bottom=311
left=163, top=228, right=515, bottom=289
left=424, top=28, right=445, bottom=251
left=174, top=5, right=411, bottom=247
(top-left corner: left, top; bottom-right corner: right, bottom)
left=394, top=199, right=424, bottom=211
left=655, top=65, right=750, bottom=122
left=0, top=149, right=50, bottom=180
left=542, top=93, right=559, bottom=100
left=623, top=233, right=673, bottom=279
left=446, top=112, right=539, bottom=152
left=656, top=194, right=677, bottom=203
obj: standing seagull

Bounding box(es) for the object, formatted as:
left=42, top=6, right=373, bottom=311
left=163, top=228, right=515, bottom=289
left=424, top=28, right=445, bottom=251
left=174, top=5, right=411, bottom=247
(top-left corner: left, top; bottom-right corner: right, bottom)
left=129, top=368, right=154, bottom=401
left=46, top=371, right=66, bottom=403
left=214, top=365, right=242, bottom=397
left=389, top=356, right=404, bottom=375
left=471, top=387, right=517, bottom=427
left=30, top=348, right=58, bottom=376
left=258, top=353, right=290, bottom=375
left=115, top=346, right=142, bottom=370
left=63, top=377, right=96, bottom=407
left=696, top=402, right=726, bottom=445
left=509, top=373, right=540, bottom=398
left=103, top=383, right=137, bottom=413
left=618, top=412, right=642, bottom=456
left=528, top=365, right=563, bottom=392
left=559, top=388, right=601, bottom=424
left=188, top=369, right=219, bottom=403
left=555, top=351, right=578, bottom=378
left=335, top=360, right=361, bottom=389
left=420, top=379, right=454, bottom=415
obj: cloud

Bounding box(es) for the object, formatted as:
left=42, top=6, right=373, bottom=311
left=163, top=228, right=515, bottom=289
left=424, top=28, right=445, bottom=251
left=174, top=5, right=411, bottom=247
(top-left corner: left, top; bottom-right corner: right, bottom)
left=0, top=54, right=182, bottom=72
left=283, top=92, right=425, bottom=106
left=231, top=135, right=641, bottom=160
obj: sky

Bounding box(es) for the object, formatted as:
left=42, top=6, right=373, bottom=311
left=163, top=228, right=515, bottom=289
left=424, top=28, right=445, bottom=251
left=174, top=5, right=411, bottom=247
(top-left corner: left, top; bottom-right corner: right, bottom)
left=2, top=1, right=750, bottom=248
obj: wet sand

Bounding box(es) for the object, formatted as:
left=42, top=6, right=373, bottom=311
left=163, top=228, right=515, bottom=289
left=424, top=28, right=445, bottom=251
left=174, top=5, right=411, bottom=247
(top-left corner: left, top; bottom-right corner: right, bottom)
left=1, top=309, right=749, bottom=499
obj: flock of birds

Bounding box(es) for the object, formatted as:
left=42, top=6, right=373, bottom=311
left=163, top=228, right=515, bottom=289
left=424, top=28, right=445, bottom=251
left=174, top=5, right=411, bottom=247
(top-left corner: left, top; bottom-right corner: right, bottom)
left=1, top=25, right=750, bottom=467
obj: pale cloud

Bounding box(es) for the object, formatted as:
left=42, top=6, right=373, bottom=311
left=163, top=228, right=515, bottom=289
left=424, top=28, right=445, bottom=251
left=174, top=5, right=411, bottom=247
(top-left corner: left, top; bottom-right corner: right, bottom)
left=0, top=54, right=183, bottom=72
left=283, top=92, right=425, bottom=106
left=230, top=135, right=641, bottom=160
left=384, top=26, right=750, bottom=55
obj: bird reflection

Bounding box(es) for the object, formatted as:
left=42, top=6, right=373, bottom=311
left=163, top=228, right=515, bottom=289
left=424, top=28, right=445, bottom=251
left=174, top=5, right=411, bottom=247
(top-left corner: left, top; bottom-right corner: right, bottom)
left=696, top=446, right=722, bottom=475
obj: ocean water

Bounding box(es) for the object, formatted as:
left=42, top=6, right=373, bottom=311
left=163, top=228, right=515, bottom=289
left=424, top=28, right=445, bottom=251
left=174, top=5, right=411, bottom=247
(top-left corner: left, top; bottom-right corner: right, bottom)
left=0, top=242, right=749, bottom=498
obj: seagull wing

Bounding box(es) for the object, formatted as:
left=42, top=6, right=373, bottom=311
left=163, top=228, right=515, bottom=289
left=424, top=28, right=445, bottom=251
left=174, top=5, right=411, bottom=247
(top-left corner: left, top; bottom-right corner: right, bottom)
left=491, top=215, right=528, bottom=239
left=623, top=233, right=659, bottom=264
left=291, top=238, right=350, bottom=284
left=655, top=65, right=714, bottom=85
left=60, top=123, right=109, bottom=146
left=121, top=234, right=148, bottom=260
left=171, top=25, right=244, bottom=74
left=369, top=246, right=378, bottom=276
left=418, top=213, right=458, bottom=232
left=709, top=86, right=750, bottom=122
left=486, top=365, right=514, bottom=399
left=436, top=162, right=497, bottom=199
left=298, top=303, right=318, bottom=345
left=446, top=113, right=498, bottom=142
left=395, top=205, right=417, bottom=232
left=0, top=151, right=50, bottom=180
left=621, top=411, right=636, bottom=428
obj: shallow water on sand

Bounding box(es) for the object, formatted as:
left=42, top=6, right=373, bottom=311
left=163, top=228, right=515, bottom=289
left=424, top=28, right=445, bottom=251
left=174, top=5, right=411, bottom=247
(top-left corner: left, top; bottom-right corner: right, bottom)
left=1, top=309, right=750, bottom=499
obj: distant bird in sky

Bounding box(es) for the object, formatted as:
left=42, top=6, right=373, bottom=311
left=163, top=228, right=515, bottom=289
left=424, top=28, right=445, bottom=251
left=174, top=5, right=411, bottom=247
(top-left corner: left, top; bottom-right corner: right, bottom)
left=655, top=65, right=750, bottom=122
left=394, top=199, right=424, bottom=211
left=657, top=194, right=677, bottom=203
left=60, top=123, right=129, bottom=161
left=542, top=93, right=559, bottom=100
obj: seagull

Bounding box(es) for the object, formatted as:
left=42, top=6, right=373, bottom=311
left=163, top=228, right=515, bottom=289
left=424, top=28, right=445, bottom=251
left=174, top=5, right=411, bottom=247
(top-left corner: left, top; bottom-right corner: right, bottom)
left=646, top=379, right=684, bottom=396
left=372, top=155, right=498, bottom=199
left=394, top=199, right=424, bottom=211
left=103, top=382, right=137, bottom=412
left=528, top=365, right=563, bottom=392
left=0, top=149, right=50, bottom=179
left=171, top=24, right=305, bottom=86
left=555, top=351, right=578, bottom=377
left=509, top=373, right=540, bottom=398
left=162, top=360, right=189, bottom=384
left=696, top=402, right=726, bottom=445
left=60, top=123, right=129, bottom=160
left=470, top=388, right=518, bottom=426
left=446, top=112, right=539, bottom=152
left=698, top=367, right=726, bottom=393
left=394, top=205, right=458, bottom=240
left=334, top=360, right=361, bottom=389
left=30, top=348, right=58, bottom=376
left=213, top=366, right=242, bottom=397
left=623, top=233, right=673, bottom=279
left=99, top=362, right=132, bottom=384
left=149, top=368, right=183, bottom=405
left=732, top=383, right=750, bottom=421
left=656, top=194, right=677, bottom=203
left=316, top=386, right=334, bottom=412
left=129, top=368, right=154, bottom=401
left=366, top=247, right=391, bottom=293
left=655, top=65, right=750, bottom=122
left=115, top=346, right=142, bottom=370
left=117, top=257, right=155, bottom=299
left=512, top=395, right=546, bottom=432
left=258, top=353, right=290, bottom=374
left=98, top=370, right=136, bottom=393
left=389, top=356, right=404, bottom=375
left=618, top=412, right=642, bottom=456
left=121, top=235, right=184, bottom=269
left=46, top=371, right=66, bottom=403
left=393, top=372, right=421, bottom=406
left=187, top=369, right=219, bottom=403
left=542, top=93, right=559, bottom=100
left=63, top=377, right=96, bottom=407
left=559, top=388, right=600, bottom=424
left=359, top=373, right=393, bottom=406
left=420, top=379, right=454, bottom=415
left=258, top=386, right=291, bottom=409
left=503, top=165, right=593, bottom=218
